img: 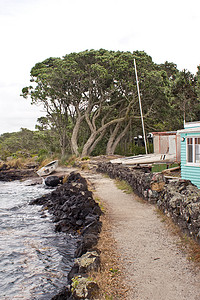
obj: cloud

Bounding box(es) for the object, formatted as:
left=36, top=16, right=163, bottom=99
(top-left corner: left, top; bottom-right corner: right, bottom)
left=0, top=0, right=200, bottom=134
left=0, top=83, right=43, bottom=134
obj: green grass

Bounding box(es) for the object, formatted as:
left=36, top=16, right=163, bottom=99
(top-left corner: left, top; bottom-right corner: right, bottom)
left=155, top=207, right=200, bottom=265
left=152, top=163, right=179, bottom=173
left=114, top=179, right=133, bottom=194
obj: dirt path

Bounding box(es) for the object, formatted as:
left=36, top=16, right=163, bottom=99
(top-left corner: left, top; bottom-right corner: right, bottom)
left=82, top=171, right=200, bottom=300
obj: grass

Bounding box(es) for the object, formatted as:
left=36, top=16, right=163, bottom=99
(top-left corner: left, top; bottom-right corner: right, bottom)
left=94, top=195, right=106, bottom=213
left=1, top=157, right=38, bottom=169
left=81, top=163, right=89, bottom=170
left=114, top=178, right=147, bottom=204
left=86, top=178, right=106, bottom=213
left=88, top=211, right=130, bottom=299
left=151, top=163, right=179, bottom=173
left=84, top=177, right=129, bottom=299
left=155, top=207, right=200, bottom=265
left=114, top=179, right=133, bottom=194
left=115, top=179, right=200, bottom=267
left=179, top=234, right=200, bottom=264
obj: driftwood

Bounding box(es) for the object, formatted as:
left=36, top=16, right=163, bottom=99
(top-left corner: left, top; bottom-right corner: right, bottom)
left=162, top=166, right=180, bottom=174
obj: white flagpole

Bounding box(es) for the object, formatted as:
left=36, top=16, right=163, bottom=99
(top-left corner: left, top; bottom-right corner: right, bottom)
left=134, top=58, right=148, bottom=154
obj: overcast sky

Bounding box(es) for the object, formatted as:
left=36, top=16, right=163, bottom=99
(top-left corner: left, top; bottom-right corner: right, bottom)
left=0, top=0, right=199, bottom=135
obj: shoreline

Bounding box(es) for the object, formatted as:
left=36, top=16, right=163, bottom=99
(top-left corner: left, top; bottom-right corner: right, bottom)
left=0, top=167, right=103, bottom=299
left=0, top=165, right=127, bottom=299
left=1, top=161, right=200, bottom=299
left=30, top=171, right=103, bottom=299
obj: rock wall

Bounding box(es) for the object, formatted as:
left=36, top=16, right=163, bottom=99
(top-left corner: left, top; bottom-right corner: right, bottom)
left=97, top=162, right=200, bottom=244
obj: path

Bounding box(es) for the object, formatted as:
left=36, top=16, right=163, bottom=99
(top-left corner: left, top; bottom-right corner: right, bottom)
left=83, top=171, right=200, bottom=300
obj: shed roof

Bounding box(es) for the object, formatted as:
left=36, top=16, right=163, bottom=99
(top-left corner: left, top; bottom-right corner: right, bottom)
left=184, top=121, right=200, bottom=128
left=177, top=121, right=200, bottom=134
left=177, top=127, right=200, bottom=134
left=151, top=131, right=177, bottom=136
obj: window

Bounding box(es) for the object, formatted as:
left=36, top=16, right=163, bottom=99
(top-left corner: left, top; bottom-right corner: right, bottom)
left=195, top=138, right=200, bottom=163
left=187, top=137, right=200, bottom=164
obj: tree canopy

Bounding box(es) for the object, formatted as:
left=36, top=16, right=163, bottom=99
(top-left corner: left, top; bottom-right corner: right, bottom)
left=21, top=49, right=200, bottom=157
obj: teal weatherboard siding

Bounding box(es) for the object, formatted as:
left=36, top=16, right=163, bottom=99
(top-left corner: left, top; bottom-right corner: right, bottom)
left=180, top=132, right=200, bottom=188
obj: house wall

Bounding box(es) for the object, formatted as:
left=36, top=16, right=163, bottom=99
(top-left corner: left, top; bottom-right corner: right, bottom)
left=153, top=135, right=160, bottom=154
left=153, top=133, right=180, bottom=162
left=176, top=134, right=181, bottom=162
left=180, top=132, right=200, bottom=189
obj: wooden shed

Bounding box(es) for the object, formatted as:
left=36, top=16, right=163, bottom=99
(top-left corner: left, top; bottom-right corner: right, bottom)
left=177, top=121, right=200, bottom=189
left=152, top=131, right=181, bottom=163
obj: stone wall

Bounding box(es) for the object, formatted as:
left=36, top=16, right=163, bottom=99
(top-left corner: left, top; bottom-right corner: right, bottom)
left=97, top=162, right=200, bottom=244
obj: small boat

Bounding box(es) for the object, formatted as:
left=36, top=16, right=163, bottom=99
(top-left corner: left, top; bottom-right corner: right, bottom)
left=110, top=153, right=176, bottom=165
left=36, top=160, right=58, bottom=177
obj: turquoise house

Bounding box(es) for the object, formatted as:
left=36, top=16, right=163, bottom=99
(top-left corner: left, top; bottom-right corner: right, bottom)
left=178, top=121, right=200, bottom=189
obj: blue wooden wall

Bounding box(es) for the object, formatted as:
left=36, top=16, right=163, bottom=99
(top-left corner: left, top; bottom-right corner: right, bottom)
left=180, top=132, right=200, bottom=188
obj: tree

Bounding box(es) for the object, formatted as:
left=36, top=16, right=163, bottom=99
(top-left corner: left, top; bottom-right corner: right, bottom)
left=196, top=66, right=200, bottom=120
left=0, top=128, right=56, bottom=159
left=21, top=49, right=175, bottom=157
left=22, top=57, right=72, bottom=156
left=171, top=69, right=198, bottom=125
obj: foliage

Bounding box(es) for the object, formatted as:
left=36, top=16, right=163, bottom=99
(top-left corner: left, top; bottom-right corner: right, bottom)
left=171, top=69, right=199, bottom=125
left=109, top=268, right=120, bottom=276
left=0, top=128, right=57, bottom=161
left=21, top=49, right=185, bottom=157
left=71, top=276, right=79, bottom=293
left=81, top=156, right=90, bottom=161
left=18, top=50, right=200, bottom=158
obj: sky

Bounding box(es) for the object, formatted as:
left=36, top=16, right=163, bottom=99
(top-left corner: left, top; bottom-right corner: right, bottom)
left=0, top=0, right=199, bottom=135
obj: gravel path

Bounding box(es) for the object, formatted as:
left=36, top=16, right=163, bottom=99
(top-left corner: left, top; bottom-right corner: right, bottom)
left=84, top=172, right=200, bottom=300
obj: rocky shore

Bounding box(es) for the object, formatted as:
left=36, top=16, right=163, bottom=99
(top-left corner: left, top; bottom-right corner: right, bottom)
left=0, top=164, right=38, bottom=181
left=30, top=172, right=102, bottom=299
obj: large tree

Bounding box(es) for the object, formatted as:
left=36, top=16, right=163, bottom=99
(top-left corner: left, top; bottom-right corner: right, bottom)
left=171, top=69, right=199, bottom=126
left=21, top=49, right=174, bottom=156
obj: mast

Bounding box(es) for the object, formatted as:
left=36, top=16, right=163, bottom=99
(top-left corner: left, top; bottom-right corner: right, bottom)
left=134, top=58, right=148, bottom=154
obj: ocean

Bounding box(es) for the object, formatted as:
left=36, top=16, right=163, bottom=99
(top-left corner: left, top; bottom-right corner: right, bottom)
left=0, top=180, right=76, bottom=299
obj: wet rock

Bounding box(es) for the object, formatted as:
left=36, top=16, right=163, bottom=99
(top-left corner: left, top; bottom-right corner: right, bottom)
left=51, top=287, right=72, bottom=300
left=75, top=250, right=100, bottom=273
left=45, top=176, right=60, bottom=187
left=75, top=233, right=99, bottom=258
left=31, top=171, right=102, bottom=300
left=0, top=168, right=37, bottom=181
left=0, top=163, right=8, bottom=171
left=68, top=250, right=100, bottom=282
left=71, top=275, right=99, bottom=300
left=31, top=171, right=102, bottom=248
left=81, top=220, right=102, bottom=235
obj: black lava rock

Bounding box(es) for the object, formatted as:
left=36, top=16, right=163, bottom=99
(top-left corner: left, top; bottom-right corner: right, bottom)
left=45, top=175, right=60, bottom=187
left=31, top=171, right=102, bottom=300
left=31, top=172, right=102, bottom=252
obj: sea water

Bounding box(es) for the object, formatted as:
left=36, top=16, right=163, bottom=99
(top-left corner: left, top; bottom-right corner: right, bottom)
left=0, top=180, right=76, bottom=300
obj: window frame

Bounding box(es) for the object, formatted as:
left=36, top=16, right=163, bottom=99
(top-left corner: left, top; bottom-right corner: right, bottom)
left=186, top=136, right=200, bottom=166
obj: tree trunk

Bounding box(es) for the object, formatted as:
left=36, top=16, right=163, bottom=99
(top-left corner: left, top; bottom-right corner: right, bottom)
left=81, top=132, right=97, bottom=157
left=88, top=129, right=106, bottom=155
left=106, top=123, right=120, bottom=155
left=60, top=133, right=66, bottom=157
left=82, top=113, right=131, bottom=157
left=71, top=114, right=84, bottom=156
left=106, top=121, right=131, bottom=155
